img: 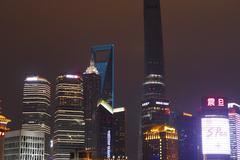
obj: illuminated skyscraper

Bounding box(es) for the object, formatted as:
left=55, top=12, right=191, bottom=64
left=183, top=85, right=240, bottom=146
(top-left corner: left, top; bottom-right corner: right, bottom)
left=95, top=102, right=126, bottom=160
left=91, top=44, right=115, bottom=108
left=143, top=125, right=178, bottom=160
left=4, top=130, right=45, bottom=160
left=53, top=75, right=85, bottom=160
left=22, top=76, right=51, bottom=159
left=90, top=44, right=126, bottom=159
left=199, top=97, right=231, bottom=160
left=142, top=99, right=171, bottom=130
left=228, top=103, right=240, bottom=160
left=141, top=0, right=170, bottom=147
left=83, top=57, right=101, bottom=157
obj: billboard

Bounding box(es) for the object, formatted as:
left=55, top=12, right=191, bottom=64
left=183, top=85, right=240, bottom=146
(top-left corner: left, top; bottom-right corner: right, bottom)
left=201, top=118, right=231, bottom=155
left=202, top=97, right=227, bottom=108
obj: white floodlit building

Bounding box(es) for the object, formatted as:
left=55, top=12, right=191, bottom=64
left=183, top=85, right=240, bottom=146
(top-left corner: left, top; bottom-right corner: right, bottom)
left=4, top=130, right=45, bottom=160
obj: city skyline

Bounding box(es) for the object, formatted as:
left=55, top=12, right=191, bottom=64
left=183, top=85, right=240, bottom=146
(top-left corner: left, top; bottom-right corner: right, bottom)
left=1, top=0, right=240, bottom=159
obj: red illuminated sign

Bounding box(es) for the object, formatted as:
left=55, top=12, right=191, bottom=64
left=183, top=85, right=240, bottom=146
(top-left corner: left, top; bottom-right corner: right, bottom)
left=205, top=97, right=226, bottom=107
left=218, top=98, right=225, bottom=106
left=207, top=98, right=215, bottom=106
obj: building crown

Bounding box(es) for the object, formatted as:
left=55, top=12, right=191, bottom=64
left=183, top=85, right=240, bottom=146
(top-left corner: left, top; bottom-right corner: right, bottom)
left=84, top=55, right=99, bottom=75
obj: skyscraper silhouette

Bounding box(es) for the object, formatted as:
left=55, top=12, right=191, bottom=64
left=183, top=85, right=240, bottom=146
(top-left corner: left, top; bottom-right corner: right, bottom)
left=143, top=0, right=165, bottom=99
left=83, top=56, right=101, bottom=158
left=141, top=0, right=173, bottom=159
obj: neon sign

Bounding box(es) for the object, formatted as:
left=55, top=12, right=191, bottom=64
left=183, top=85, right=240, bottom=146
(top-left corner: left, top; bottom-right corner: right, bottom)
left=204, top=97, right=226, bottom=107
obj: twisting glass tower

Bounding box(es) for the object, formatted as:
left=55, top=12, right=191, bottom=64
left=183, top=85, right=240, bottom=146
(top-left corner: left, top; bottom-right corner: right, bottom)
left=141, top=0, right=169, bottom=132
left=141, top=0, right=174, bottom=159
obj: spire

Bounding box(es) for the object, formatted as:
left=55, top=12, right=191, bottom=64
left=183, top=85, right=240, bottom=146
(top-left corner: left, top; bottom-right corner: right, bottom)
left=84, top=55, right=99, bottom=75
left=90, top=53, right=95, bottom=67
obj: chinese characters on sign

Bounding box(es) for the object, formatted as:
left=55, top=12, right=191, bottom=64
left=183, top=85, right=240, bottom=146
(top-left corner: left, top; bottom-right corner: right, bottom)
left=204, top=97, right=226, bottom=107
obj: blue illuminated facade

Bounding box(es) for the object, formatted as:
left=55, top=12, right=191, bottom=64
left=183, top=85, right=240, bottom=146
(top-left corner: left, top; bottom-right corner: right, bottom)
left=91, top=44, right=115, bottom=108
left=89, top=44, right=126, bottom=159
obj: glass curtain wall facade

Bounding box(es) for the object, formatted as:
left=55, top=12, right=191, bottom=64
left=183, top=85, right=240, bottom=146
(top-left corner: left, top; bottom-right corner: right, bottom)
left=53, top=75, right=85, bottom=160
left=95, top=104, right=113, bottom=159
left=83, top=58, right=101, bottom=158
left=95, top=103, right=126, bottom=160
left=22, top=76, right=51, bottom=159
left=228, top=103, right=240, bottom=160
left=91, top=44, right=115, bottom=108
left=112, top=108, right=126, bottom=159
left=90, top=44, right=126, bottom=159
left=141, top=0, right=170, bottom=158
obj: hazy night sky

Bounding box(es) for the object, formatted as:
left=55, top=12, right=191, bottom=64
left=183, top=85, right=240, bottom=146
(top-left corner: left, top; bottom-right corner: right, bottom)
left=1, top=0, right=240, bottom=159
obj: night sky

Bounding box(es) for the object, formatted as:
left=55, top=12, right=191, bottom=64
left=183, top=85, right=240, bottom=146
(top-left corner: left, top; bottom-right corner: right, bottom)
left=1, top=0, right=240, bottom=159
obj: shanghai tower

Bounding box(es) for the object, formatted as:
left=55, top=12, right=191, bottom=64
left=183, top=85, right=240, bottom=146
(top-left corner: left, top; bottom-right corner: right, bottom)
left=140, top=0, right=173, bottom=159
left=143, top=0, right=165, bottom=99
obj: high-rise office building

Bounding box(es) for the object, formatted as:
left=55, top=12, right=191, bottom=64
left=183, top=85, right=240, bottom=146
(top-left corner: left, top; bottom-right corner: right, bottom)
left=22, top=76, right=51, bottom=159
left=95, top=101, right=126, bottom=160
left=141, top=99, right=171, bottom=159
left=4, top=130, right=45, bottom=160
left=228, top=103, right=240, bottom=160
left=176, top=112, right=197, bottom=160
left=83, top=57, right=101, bottom=157
left=89, top=44, right=127, bottom=160
left=199, top=97, right=231, bottom=160
left=143, top=125, right=178, bottom=160
left=141, top=0, right=170, bottom=147
left=91, top=44, right=115, bottom=108
left=95, top=102, right=113, bottom=159
left=53, top=74, right=85, bottom=160
left=112, top=107, right=126, bottom=159
left=140, top=1, right=185, bottom=159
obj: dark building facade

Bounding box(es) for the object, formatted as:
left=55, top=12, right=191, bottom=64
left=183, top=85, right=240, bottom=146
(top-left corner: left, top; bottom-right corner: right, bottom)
left=22, top=76, right=51, bottom=159
left=142, top=99, right=171, bottom=130
left=95, top=103, right=113, bottom=159
left=143, top=0, right=165, bottom=99
left=83, top=58, right=101, bottom=158
left=176, top=112, right=197, bottom=160
left=95, top=103, right=126, bottom=160
left=141, top=0, right=171, bottom=159
left=53, top=75, right=85, bottom=160
left=112, top=108, right=126, bottom=159
left=144, top=0, right=164, bottom=77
